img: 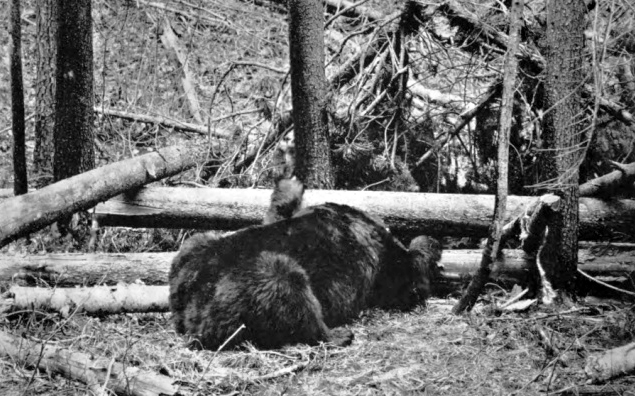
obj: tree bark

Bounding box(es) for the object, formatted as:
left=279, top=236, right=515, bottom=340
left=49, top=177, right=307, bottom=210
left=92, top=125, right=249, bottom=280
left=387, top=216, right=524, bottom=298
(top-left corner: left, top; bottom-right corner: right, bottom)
left=535, top=0, right=586, bottom=295
left=0, top=331, right=182, bottom=396
left=453, top=0, right=523, bottom=314
left=92, top=186, right=635, bottom=240
left=10, top=0, right=27, bottom=195
left=2, top=248, right=632, bottom=290
left=54, top=0, right=95, bottom=182
left=288, top=0, right=334, bottom=188
left=0, top=144, right=205, bottom=248
left=34, top=0, right=58, bottom=188
left=5, top=284, right=169, bottom=315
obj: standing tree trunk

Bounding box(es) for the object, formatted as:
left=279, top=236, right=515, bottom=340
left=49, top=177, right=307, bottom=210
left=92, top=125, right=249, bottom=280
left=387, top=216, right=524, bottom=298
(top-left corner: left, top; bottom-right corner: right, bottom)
left=34, top=0, right=58, bottom=188
left=288, top=0, right=334, bottom=189
left=10, top=0, right=27, bottom=196
left=536, top=0, right=586, bottom=297
left=54, top=0, right=94, bottom=239
left=452, top=0, right=523, bottom=314
left=54, top=0, right=94, bottom=182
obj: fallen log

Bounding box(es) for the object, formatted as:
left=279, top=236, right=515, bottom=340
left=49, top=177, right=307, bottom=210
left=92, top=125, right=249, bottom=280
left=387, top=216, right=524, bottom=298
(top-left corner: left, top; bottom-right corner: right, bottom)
left=579, top=161, right=635, bottom=198
left=0, top=144, right=206, bottom=248
left=3, top=244, right=633, bottom=313
left=93, top=187, right=635, bottom=240
left=2, top=248, right=633, bottom=288
left=0, top=330, right=183, bottom=396
left=4, top=284, right=169, bottom=315
left=585, top=341, right=635, bottom=383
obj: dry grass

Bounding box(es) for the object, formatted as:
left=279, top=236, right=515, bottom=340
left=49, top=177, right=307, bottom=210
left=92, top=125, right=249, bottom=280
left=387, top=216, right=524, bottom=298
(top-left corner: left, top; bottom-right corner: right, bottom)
left=2, top=297, right=634, bottom=395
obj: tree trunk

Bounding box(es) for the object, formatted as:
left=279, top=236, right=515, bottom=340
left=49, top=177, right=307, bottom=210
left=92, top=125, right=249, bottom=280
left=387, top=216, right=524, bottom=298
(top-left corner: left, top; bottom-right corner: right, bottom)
left=34, top=0, right=58, bottom=188
left=453, top=0, right=523, bottom=314
left=288, top=0, right=334, bottom=188
left=0, top=144, right=205, bottom=248
left=10, top=0, right=27, bottom=195
left=536, top=0, right=586, bottom=296
left=54, top=0, right=94, bottom=182
left=0, top=331, right=181, bottom=396
left=91, top=187, right=635, bottom=240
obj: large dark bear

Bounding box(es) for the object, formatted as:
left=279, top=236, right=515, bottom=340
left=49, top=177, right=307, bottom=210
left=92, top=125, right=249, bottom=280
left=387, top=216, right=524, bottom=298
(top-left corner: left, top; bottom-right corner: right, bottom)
left=169, top=179, right=442, bottom=350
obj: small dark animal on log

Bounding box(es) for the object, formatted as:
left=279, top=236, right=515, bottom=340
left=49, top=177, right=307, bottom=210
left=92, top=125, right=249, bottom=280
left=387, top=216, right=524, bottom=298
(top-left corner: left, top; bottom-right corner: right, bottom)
left=263, top=176, right=304, bottom=224
left=169, top=178, right=442, bottom=350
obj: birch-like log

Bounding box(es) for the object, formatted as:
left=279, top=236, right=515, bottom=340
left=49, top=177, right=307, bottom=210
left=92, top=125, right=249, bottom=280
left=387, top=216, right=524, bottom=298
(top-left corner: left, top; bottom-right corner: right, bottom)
left=5, top=284, right=169, bottom=315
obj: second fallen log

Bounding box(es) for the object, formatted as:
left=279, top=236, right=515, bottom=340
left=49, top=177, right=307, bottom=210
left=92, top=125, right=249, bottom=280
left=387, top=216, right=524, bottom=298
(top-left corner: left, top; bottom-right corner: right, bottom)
left=2, top=248, right=633, bottom=288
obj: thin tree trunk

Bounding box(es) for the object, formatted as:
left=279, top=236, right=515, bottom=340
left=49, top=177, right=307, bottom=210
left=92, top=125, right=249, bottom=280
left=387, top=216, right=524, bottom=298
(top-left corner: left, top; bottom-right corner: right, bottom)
left=288, top=0, right=334, bottom=188
left=453, top=0, right=523, bottom=314
left=34, top=0, right=58, bottom=188
left=10, top=0, right=27, bottom=195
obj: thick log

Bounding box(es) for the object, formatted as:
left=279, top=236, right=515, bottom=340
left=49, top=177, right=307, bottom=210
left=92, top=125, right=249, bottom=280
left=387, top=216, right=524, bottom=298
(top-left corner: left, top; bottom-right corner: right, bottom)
left=5, top=284, right=169, bottom=315
left=0, top=144, right=205, bottom=248
left=0, top=330, right=182, bottom=396
left=2, top=249, right=633, bottom=287
left=94, top=187, right=635, bottom=240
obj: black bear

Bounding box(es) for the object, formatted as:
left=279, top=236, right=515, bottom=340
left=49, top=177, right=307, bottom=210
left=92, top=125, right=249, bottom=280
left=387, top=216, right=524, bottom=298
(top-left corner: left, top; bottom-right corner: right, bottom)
left=169, top=179, right=442, bottom=350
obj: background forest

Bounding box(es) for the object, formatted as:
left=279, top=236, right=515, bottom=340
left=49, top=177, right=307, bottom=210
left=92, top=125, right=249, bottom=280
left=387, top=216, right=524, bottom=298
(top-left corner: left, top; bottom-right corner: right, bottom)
left=1, top=0, right=635, bottom=395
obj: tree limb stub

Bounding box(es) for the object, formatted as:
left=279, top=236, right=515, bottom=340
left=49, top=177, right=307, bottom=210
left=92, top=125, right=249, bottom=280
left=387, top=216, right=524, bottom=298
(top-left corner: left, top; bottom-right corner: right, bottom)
left=93, top=187, right=635, bottom=241
left=0, top=144, right=205, bottom=248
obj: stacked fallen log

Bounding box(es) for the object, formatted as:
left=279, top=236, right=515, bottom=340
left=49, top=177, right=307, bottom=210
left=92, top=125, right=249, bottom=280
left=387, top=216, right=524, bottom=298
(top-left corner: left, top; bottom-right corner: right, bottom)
left=1, top=247, right=632, bottom=307
left=92, top=187, right=635, bottom=241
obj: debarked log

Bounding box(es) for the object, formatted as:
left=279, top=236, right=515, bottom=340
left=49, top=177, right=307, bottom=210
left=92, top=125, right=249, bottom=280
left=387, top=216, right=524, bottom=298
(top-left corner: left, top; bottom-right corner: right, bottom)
left=2, top=249, right=633, bottom=288
left=94, top=187, right=635, bottom=240
left=0, top=330, right=183, bottom=396
left=3, top=284, right=169, bottom=315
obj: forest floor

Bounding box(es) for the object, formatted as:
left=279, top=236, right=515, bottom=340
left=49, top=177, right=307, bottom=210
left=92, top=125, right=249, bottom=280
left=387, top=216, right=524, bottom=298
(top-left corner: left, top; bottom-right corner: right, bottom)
left=1, top=296, right=634, bottom=395
left=0, top=0, right=634, bottom=395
